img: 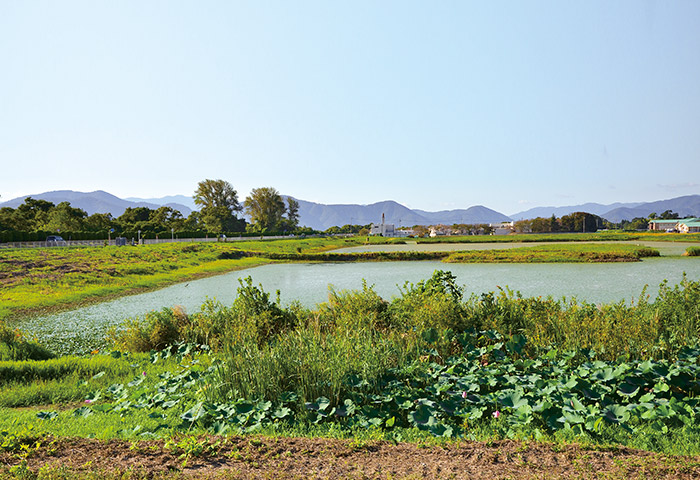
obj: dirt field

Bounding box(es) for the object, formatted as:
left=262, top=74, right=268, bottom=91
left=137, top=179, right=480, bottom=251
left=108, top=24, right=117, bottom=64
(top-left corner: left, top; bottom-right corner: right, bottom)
left=2, top=436, right=700, bottom=479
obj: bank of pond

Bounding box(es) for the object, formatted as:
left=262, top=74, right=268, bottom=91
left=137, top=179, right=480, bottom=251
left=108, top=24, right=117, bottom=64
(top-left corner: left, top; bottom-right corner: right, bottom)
left=2, top=270, right=700, bottom=456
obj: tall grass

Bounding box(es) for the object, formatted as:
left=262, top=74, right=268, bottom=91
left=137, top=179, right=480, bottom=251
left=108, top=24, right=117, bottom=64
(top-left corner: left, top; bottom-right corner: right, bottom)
left=109, top=271, right=700, bottom=410
left=0, top=319, right=53, bottom=361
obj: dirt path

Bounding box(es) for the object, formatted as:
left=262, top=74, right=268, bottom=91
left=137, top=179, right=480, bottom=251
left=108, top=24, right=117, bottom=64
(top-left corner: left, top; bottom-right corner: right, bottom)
left=2, top=436, right=699, bottom=479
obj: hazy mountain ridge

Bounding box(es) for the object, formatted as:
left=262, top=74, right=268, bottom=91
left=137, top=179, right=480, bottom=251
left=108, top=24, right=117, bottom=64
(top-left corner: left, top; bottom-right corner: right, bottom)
left=2, top=191, right=699, bottom=230
left=125, top=195, right=197, bottom=213
left=0, top=191, right=513, bottom=230
left=0, top=191, right=193, bottom=218
left=510, top=202, right=642, bottom=220
left=510, top=195, right=700, bottom=222
left=601, top=195, right=700, bottom=223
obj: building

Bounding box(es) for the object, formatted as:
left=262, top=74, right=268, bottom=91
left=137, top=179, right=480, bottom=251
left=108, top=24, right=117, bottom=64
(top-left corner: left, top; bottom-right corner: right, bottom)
left=490, top=221, right=514, bottom=235
left=370, top=213, right=396, bottom=236
left=648, top=219, right=682, bottom=231
left=677, top=218, right=700, bottom=233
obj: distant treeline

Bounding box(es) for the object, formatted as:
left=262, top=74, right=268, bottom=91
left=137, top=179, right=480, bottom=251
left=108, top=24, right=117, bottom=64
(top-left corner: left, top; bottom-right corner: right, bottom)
left=0, top=196, right=373, bottom=242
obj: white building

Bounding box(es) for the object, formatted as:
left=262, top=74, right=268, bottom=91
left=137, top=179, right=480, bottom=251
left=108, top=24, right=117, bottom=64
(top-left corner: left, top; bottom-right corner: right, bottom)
left=370, top=213, right=396, bottom=236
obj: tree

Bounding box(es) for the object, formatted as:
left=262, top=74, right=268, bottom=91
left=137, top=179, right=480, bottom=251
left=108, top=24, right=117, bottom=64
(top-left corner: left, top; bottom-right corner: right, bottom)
left=244, top=187, right=286, bottom=232
left=284, top=197, right=300, bottom=231
left=118, top=207, right=152, bottom=225
left=193, top=179, right=244, bottom=233
left=513, top=219, right=532, bottom=233
left=84, top=213, right=115, bottom=232
left=560, top=212, right=599, bottom=233
left=659, top=210, right=679, bottom=220
left=16, top=197, right=55, bottom=231
left=149, top=206, right=183, bottom=227
left=46, top=202, right=87, bottom=232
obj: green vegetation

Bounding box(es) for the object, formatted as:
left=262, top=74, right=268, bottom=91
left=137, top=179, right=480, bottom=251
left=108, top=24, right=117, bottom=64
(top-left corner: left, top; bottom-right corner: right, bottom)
left=417, top=231, right=700, bottom=244
left=0, top=321, right=53, bottom=362
left=2, top=237, right=673, bottom=323
left=445, top=244, right=660, bottom=263
left=2, top=271, right=700, bottom=462
left=686, top=246, right=700, bottom=256
left=244, top=187, right=299, bottom=233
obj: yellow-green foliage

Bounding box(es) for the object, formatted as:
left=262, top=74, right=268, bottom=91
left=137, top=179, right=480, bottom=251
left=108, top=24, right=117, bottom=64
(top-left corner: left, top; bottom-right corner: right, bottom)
left=0, top=319, right=53, bottom=361
left=0, top=237, right=381, bottom=322
left=109, top=277, right=297, bottom=352
left=445, top=244, right=659, bottom=263
left=315, top=282, right=390, bottom=332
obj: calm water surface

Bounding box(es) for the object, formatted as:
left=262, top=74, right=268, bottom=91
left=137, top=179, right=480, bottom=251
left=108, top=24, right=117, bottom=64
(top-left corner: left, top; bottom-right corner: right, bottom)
left=16, top=255, right=700, bottom=354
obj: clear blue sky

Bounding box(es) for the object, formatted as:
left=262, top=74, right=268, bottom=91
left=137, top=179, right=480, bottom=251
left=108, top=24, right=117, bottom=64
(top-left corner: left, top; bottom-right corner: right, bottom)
left=1, top=1, right=699, bottom=215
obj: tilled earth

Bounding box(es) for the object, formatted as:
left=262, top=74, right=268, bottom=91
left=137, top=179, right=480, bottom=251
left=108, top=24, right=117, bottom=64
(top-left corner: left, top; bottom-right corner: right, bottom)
left=2, top=436, right=700, bottom=479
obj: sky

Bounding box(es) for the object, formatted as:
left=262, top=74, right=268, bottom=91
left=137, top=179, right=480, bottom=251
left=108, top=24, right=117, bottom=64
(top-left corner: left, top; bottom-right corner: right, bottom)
left=1, top=1, right=699, bottom=215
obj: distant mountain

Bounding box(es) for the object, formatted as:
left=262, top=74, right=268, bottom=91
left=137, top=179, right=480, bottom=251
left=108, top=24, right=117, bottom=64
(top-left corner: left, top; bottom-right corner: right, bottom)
left=601, top=195, right=700, bottom=223
left=292, top=199, right=429, bottom=230
left=510, top=202, right=642, bottom=220
left=125, top=195, right=196, bottom=213
left=510, top=195, right=700, bottom=222
left=414, top=206, right=512, bottom=226
left=292, top=199, right=511, bottom=230
left=0, top=190, right=192, bottom=217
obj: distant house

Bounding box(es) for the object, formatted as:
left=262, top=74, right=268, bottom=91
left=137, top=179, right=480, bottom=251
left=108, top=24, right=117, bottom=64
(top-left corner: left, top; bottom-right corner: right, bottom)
left=490, top=221, right=514, bottom=236
left=648, top=219, right=682, bottom=231
left=429, top=226, right=448, bottom=237
left=677, top=218, right=700, bottom=233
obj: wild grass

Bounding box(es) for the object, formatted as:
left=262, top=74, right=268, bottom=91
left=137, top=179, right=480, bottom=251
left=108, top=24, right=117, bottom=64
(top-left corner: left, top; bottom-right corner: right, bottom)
left=0, top=237, right=384, bottom=322
left=444, top=244, right=660, bottom=263
left=0, top=352, right=178, bottom=408
left=0, top=320, right=53, bottom=361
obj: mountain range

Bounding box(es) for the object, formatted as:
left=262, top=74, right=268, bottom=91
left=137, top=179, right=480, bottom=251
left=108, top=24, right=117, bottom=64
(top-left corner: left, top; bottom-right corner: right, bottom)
left=510, top=195, right=700, bottom=223
left=0, top=191, right=193, bottom=217
left=1, top=191, right=699, bottom=230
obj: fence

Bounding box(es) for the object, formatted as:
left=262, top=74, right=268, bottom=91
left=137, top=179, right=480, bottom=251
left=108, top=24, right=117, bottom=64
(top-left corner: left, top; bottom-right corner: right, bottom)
left=0, top=234, right=336, bottom=250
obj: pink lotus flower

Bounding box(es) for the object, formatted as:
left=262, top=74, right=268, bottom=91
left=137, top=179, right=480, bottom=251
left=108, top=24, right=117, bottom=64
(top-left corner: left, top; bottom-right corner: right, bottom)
left=461, top=391, right=467, bottom=399
left=492, top=410, right=500, bottom=419
left=85, top=399, right=93, bottom=404
left=142, top=372, right=147, bottom=376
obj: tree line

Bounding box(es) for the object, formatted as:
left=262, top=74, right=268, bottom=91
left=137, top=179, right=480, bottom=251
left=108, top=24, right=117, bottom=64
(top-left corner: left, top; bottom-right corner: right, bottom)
left=513, top=209, right=680, bottom=233
left=513, top=212, right=603, bottom=234
left=0, top=180, right=317, bottom=242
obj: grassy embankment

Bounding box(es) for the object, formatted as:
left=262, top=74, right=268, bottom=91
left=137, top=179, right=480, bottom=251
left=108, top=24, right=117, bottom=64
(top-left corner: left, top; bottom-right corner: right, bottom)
left=416, top=231, right=700, bottom=244
left=2, top=233, right=684, bottom=323
left=0, top=237, right=384, bottom=322
left=444, top=243, right=660, bottom=262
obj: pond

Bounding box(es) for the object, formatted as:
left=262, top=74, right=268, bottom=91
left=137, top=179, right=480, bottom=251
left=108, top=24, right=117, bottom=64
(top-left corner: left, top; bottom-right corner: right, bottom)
left=16, top=254, right=700, bottom=355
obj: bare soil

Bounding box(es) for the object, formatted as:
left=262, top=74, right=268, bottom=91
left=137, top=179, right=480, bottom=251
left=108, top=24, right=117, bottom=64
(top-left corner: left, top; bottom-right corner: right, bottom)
left=2, top=436, right=700, bottom=479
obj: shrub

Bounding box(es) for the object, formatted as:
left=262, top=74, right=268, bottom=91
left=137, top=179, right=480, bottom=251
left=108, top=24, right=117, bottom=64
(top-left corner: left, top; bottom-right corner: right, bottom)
left=0, top=320, right=54, bottom=361
left=686, top=246, right=700, bottom=256
left=315, top=282, right=390, bottom=332
left=389, top=270, right=467, bottom=333
left=109, top=277, right=297, bottom=352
